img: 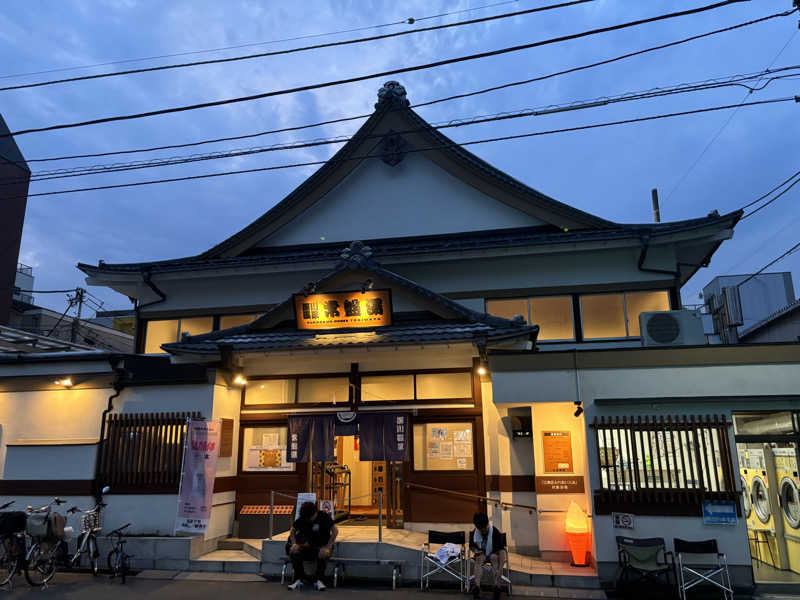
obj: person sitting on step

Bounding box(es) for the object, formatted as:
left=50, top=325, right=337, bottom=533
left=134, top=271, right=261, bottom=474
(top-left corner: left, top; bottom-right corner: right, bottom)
left=469, top=511, right=507, bottom=600
left=286, top=501, right=338, bottom=591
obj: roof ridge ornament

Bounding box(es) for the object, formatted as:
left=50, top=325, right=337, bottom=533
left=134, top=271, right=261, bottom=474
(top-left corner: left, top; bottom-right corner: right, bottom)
left=375, top=81, right=410, bottom=109
left=338, top=241, right=376, bottom=269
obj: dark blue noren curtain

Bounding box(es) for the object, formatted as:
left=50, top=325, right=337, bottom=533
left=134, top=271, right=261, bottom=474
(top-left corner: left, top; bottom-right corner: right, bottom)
left=358, top=413, right=409, bottom=462
left=287, top=415, right=335, bottom=463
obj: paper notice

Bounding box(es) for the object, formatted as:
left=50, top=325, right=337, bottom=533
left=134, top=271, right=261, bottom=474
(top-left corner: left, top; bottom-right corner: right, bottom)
left=439, top=442, right=453, bottom=460
left=246, top=448, right=263, bottom=469
left=454, top=442, right=472, bottom=458
left=262, top=433, right=279, bottom=448
left=454, top=429, right=472, bottom=442
left=431, top=427, right=448, bottom=440
left=456, top=458, right=468, bottom=469
left=428, top=442, right=440, bottom=457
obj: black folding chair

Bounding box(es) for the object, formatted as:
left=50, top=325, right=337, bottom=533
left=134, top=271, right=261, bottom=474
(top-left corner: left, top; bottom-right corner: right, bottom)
left=674, top=538, right=732, bottom=600
left=419, top=530, right=467, bottom=591
left=615, top=536, right=674, bottom=598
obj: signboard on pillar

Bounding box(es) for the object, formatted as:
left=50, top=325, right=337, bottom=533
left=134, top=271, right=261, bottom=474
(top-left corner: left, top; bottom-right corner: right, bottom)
left=542, top=431, right=573, bottom=473
left=293, top=290, right=392, bottom=330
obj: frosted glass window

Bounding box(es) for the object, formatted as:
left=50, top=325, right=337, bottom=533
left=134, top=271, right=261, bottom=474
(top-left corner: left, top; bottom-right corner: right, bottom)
left=220, top=313, right=260, bottom=329
left=413, top=422, right=475, bottom=471
left=298, top=377, right=349, bottom=404
left=244, top=379, right=295, bottom=405
left=530, top=296, right=574, bottom=341
left=361, top=375, right=414, bottom=402
left=581, top=294, right=627, bottom=339
left=625, top=291, right=670, bottom=336
left=241, top=426, right=295, bottom=472
left=486, top=299, right=528, bottom=322
left=416, top=372, right=472, bottom=400
left=144, top=320, right=178, bottom=354
left=178, top=317, right=213, bottom=337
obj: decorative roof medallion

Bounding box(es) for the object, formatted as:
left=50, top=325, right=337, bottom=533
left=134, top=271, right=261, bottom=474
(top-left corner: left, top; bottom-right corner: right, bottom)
left=379, top=131, right=409, bottom=167
left=338, top=241, right=376, bottom=269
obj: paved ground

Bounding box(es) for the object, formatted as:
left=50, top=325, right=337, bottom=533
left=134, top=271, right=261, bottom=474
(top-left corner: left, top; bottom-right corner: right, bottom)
left=2, top=572, right=470, bottom=599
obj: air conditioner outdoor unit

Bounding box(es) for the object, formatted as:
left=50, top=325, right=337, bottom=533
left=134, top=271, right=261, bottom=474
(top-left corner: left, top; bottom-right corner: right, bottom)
left=639, top=310, right=705, bottom=347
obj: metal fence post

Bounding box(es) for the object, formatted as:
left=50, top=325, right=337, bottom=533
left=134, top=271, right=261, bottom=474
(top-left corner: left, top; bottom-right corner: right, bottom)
left=378, top=489, right=383, bottom=543
left=269, top=490, right=275, bottom=541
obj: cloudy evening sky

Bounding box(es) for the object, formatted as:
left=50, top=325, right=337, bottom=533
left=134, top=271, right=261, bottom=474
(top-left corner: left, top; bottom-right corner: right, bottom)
left=2, top=0, right=798, bottom=314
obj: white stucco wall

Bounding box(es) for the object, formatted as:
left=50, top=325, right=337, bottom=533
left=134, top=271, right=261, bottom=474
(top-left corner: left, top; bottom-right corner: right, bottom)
left=259, top=153, right=543, bottom=247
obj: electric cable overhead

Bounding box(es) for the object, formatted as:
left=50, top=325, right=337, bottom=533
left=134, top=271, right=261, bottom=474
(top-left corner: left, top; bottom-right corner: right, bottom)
left=10, top=94, right=797, bottom=200
left=0, top=0, right=760, bottom=139
left=0, top=0, right=520, bottom=81
left=0, top=0, right=594, bottom=92
left=737, top=240, right=800, bottom=288
left=7, top=66, right=798, bottom=185
left=741, top=172, right=800, bottom=220
left=20, top=8, right=794, bottom=165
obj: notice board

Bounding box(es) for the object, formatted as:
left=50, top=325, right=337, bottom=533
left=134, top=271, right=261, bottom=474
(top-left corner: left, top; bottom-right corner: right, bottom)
left=542, top=430, right=573, bottom=473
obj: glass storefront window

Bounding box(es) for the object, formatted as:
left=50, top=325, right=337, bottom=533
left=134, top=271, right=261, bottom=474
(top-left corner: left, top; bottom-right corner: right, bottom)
left=244, top=379, right=296, bottom=405
left=625, top=291, right=670, bottom=336
left=144, top=320, right=179, bottom=354
left=530, top=296, right=574, bottom=341
left=416, top=372, right=472, bottom=400
left=178, top=317, right=213, bottom=337
left=361, top=375, right=414, bottom=402
left=220, top=313, right=261, bottom=329
left=413, top=422, right=474, bottom=470
left=241, top=426, right=295, bottom=472
left=580, top=293, right=627, bottom=339
left=298, top=377, right=349, bottom=404
left=486, top=298, right=529, bottom=322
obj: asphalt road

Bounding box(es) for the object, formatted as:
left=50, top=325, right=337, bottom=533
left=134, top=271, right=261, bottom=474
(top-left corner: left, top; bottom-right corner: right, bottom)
left=2, top=572, right=471, bottom=599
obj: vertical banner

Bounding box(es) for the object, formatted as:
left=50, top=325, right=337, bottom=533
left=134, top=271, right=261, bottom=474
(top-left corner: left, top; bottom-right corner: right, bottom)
left=175, top=419, right=221, bottom=534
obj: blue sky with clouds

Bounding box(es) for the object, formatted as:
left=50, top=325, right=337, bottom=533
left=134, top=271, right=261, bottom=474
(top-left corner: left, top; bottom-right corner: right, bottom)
left=2, top=0, right=798, bottom=314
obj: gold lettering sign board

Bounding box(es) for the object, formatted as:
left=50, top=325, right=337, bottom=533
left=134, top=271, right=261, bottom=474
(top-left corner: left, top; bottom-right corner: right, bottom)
left=294, top=290, right=392, bottom=330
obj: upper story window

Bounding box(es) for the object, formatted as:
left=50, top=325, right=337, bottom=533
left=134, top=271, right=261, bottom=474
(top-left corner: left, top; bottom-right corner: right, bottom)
left=580, top=291, right=670, bottom=340
left=143, top=317, right=213, bottom=353
left=220, top=313, right=261, bottom=329
left=486, top=295, right=574, bottom=341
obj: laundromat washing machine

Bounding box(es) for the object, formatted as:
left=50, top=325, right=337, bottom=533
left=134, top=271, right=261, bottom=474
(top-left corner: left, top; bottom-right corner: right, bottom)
left=747, top=447, right=781, bottom=568
left=739, top=451, right=755, bottom=558
left=774, top=447, right=800, bottom=575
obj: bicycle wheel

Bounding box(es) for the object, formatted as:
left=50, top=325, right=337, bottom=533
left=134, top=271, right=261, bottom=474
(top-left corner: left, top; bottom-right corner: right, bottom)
left=107, top=548, right=119, bottom=576
left=88, top=536, right=98, bottom=576
left=0, top=538, right=19, bottom=586
left=24, top=543, right=57, bottom=586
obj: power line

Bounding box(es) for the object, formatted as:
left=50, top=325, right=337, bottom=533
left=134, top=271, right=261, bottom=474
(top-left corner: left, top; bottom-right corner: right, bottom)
left=741, top=172, right=800, bottom=220
left=664, top=29, right=799, bottom=205
left=15, top=288, right=77, bottom=293
left=0, top=0, right=520, bottom=82
left=11, top=67, right=799, bottom=185
left=0, top=0, right=755, bottom=139
left=0, top=0, right=594, bottom=93
left=12, top=94, right=796, bottom=200
left=740, top=167, right=800, bottom=211
left=21, top=8, right=792, bottom=165
left=737, top=240, right=800, bottom=288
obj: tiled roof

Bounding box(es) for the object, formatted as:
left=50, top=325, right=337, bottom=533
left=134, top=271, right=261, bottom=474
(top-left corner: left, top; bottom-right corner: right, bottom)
left=163, top=319, right=535, bottom=354
left=78, top=211, right=740, bottom=276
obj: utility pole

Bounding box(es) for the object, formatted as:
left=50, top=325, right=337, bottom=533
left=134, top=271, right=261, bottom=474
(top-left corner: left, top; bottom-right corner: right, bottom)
left=70, top=287, right=85, bottom=343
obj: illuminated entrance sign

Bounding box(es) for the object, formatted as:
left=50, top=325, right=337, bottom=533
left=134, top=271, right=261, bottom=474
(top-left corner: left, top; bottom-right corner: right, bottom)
left=294, top=290, right=392, bottom=330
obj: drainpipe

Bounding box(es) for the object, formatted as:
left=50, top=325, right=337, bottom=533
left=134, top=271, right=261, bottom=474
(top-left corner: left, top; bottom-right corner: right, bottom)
left=93, top=359, right=126, bottom=502
left=134, top=269, right=167, bottom=352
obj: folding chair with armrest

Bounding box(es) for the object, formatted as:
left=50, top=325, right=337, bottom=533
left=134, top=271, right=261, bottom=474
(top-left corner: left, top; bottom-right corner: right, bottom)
left=615, top=536, right=674, bottom=596
left=674, top=538, right=733, bottom=600
left=420, top=530, right=467, bottom=591
left=468, top=531, right=512, bottom=596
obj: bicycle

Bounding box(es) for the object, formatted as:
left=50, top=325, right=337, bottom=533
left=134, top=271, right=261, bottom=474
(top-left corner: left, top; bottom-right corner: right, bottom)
left=23, top=497, right=67, bottom=587
left=106, top=523, right=132, bottom=583
left=0, top=501, right=26, bottom=589
left=62, top=497, right=107, bottom=576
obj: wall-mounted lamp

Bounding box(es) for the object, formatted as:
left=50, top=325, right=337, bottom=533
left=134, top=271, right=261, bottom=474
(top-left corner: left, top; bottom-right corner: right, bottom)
left=54, top=378, right=73, bottom=387
left=233, top=373, right=247, bottom=386
left=360, top=278, right=374, bottom=294
left=573, top=400, right=583, bottom=418
left=477, top=365, right=487, bottom=376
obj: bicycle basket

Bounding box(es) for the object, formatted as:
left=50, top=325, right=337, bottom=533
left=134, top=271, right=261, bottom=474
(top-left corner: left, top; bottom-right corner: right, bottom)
left=82, top=511, right=101, bottom=532
left=49, top=513, right=67, bottom=539
left=0, top=511, right=26, bottom=535
left=26, top=513, right=49, bottom=538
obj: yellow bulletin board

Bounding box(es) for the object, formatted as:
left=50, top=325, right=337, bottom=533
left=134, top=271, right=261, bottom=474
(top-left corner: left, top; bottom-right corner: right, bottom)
left=542, top=431, right=573, bottom=473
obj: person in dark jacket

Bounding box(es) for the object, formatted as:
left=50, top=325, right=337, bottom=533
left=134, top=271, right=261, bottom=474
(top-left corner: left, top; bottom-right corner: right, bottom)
left=469, top=512, right=507, bottom=599
left=286, top=501, right=338, bottom=591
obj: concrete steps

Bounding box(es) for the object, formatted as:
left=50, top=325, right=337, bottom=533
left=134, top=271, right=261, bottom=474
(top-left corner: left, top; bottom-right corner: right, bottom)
left=189, top=549, right=261, bottom=573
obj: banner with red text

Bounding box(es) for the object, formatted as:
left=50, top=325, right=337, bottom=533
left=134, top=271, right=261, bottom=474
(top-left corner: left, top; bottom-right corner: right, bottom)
left=175, top=419, right=221, bottom=534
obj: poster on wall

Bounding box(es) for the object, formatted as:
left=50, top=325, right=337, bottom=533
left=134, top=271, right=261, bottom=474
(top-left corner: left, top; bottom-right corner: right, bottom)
left=245, top=447, right=293, bottom=471
left=175, top=419, right=221, bottom=534
left=542, top=430, right=573, bottom=473
left=295, top=492, right=317, bottom=520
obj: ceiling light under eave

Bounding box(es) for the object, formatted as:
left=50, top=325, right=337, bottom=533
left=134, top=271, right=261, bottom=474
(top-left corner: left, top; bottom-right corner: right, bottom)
left=233, top=374, right=247, bottom=386
left=54, top=378, right=73, bottom=387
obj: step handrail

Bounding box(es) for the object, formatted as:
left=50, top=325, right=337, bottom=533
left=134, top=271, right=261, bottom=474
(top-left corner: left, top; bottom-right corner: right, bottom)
left=405, top=482, right=537, bottom=513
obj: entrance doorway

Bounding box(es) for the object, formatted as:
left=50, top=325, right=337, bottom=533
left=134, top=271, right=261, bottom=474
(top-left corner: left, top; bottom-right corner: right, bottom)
left=312, top=436, right=405, bottom=527
left=734, top=412, right=800, bottom=585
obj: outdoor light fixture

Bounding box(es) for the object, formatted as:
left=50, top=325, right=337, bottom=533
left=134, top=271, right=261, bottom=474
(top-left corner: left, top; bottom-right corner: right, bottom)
left=54, top=378, right=73, bottom=387
left=360, top=278, right=374, bottom=294
left=476, top=359, right=489, bottom=376
left=233, top=373, right=247, bottom=386
left=477, top=365, right=487, bottom=376
left=573, top=400, right=583, bottom=418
